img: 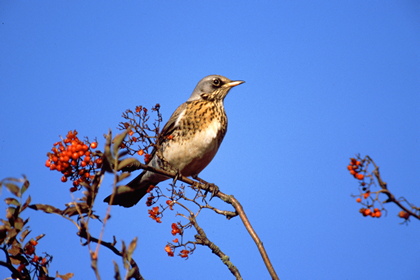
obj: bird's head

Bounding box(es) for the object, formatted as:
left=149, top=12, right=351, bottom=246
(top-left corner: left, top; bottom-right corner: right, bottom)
left=187, top=75, right=245, bottom=102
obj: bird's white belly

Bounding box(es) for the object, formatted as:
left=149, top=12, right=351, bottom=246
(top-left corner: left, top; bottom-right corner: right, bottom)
left=163, top=119, right=222, bottom=176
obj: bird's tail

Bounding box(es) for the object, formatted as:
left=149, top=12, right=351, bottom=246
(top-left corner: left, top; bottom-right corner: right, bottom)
left=103, top=170, right=156, bottom=208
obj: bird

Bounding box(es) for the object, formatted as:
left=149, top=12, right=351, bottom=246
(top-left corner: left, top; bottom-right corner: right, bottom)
left=104, top=75, right=245, bottom=207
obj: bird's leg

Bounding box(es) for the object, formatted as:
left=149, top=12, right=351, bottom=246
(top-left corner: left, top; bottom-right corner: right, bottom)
left=169, top=169, right=183, bottom=199
left=192, top=175, right=219, bottom=200
left=172, top=170, right=180, bottom=186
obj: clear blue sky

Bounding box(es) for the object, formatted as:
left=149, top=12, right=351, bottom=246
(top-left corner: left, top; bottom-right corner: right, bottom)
left=1, top=1, right=419, bottom=279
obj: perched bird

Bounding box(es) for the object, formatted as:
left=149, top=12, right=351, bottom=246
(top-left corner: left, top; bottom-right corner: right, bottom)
left=104, top=75, right=244, bottom=207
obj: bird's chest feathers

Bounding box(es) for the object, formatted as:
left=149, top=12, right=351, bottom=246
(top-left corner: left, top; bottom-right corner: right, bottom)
left=162, top=110, right=227, bottom=176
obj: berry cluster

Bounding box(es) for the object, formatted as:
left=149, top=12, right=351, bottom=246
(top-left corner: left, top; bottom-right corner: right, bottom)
left=355, top=190, right=383, bottom=218
left=145, top=185, right=157, bottom=206
left=349, top=158, right=383, bottom=218
left=164, top=244, right=190, bottom=258
left=347, top=158, right=364, bottom=180
left=179, top=249, right=190, bottom=258
left=359, top=206, right=382, bottom=218
left=164, top=244, right=175, bottom=257
left=349, top=155, right=419, bottom=223
left=164, top=222, right=190, bottom=258
left=148, top=206, right=162, bottom=223
left=171, top=222, right=182, bottom=236
left=17, top=239, right=50, bottom=274
left=45, top=130, right=102, bottom=192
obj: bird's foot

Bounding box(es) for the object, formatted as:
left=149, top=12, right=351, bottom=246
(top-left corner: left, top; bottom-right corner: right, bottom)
left=172, top=171, right=180, bottom=186
left=205, top=183, right=219, bottom=200
left=192, top=175, right=219, bottom=200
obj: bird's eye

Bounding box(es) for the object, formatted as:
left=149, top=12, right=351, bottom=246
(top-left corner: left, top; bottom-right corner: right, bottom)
left=212, top=78, right=221, bottom=87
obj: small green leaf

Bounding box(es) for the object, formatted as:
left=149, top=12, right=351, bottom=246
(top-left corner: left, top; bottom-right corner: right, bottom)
left=5, top=183, right=20, bottom=197
left=9, top=250, right=25, bottom=263
left=21, top=195, right=32, bottom=212
left=127, top=267, right=140, bottom=279
left=113, top=260, right=122, bottom=280
left=61, top=206, right=78, bottom=217
left=117, top=172, right=131, bottom=182
left=121, top=240, right=130, bottom=270
left=128, top=236, right=138, bottom=257
left=6, top=228, right=18, bottom=245
left=35, top=233, right=45, bottom=241
left=21, top=177, right=30, bottom=195
left=103, top=131, right=115, bottom=172
left=112, top=129, right=129, bottom=156
left=55, top=272, right=75, bottom=280
left=117, top=158, right=140, bottom=171
left=20, top=228, right=31, bottom=242
left=14, top=217, right=24, bottom=231
left=4, top=198, right=20, bottom=206
left=29, top=204, right=63, bottom=214
left=6, top=207, right=16, bottom=220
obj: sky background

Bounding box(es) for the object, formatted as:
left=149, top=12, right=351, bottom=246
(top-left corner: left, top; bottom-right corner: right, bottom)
left=1, top=1, right=419, bottom=279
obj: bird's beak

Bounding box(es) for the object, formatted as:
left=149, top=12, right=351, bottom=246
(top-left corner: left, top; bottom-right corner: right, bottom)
left=226, top=80, right=245, bottom=88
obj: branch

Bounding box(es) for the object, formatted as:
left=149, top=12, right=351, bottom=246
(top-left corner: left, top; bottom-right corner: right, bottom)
left=176, top=203, right=242, bottom=280
left=229, top=196, right=279, bottom=280
left=127, top=161, right=280, bottom=279
left=0, top=261, right=26, bottom=280
left=77, top=229, right=144, bottom=280
left=0, top=247, right=28, bottom=280
left=368, top=156, right=420, bottom=220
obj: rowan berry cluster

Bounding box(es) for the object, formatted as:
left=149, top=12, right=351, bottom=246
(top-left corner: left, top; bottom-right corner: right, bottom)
left=354, top=188, right=383, bottom=218
left=179, top=249, right=190, bottom=258
left=16, top=239, right=50, bottom=274
left=359, top=206, right=382, bottom=218
left=349, top=155, right=420, bottom=222
left=347, top=158, right=364, bottom=180
left=45, top=130, right=102, bottom=192
left=164, top=244, right=175, bottom=257
left=171, top=222, right=182, bottom=236
left=148, top=206, right=162, bottom=223
left=164, top=222, right=190, bottom=258
left=164, top=245, right=190, bottom=258
left=146, top=197, right=192, bottom=259
left=145, top=185, right=157, bottom=206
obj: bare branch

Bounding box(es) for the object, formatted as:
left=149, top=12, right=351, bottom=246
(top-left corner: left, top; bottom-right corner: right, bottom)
left=128, top=162, right=280, bottom=279
left=175, top=202, right=243, bottom=279
left=367, top=156, right=419, bottom=220
left=77, top=229, right=144, bottom=280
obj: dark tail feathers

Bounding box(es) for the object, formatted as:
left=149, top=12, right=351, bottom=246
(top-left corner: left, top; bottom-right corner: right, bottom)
left=103, top=171, right=151, bottom=208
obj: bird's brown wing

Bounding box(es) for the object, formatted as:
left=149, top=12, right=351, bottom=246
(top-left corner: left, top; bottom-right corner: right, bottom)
left=149, top=102, right=188, bottom=158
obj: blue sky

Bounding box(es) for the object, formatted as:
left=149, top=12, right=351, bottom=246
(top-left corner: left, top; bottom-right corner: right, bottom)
left=1, top=1, right=419, bottom=279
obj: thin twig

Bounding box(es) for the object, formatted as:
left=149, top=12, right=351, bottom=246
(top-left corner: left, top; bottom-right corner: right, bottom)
left=128, top=162, right=280, bottom=279
left=367, top=156, right=419, bottom=220
left=78, top=230, right=144, bottom=280
left=229, top=196, right=280, bottom=280
left=176, top=202, right=243, bottom=280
